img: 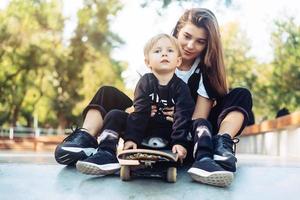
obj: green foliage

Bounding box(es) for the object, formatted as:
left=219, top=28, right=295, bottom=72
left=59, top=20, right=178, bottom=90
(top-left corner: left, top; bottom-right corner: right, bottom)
left=268, top=18, right=300, bottom=113
left=222, top=22, right=258, bottom=90
left=0, top=0, right=64, bottom=126
left=221, top=22, right=267, bottom=120
left=0, top=0, right=126, bottom=128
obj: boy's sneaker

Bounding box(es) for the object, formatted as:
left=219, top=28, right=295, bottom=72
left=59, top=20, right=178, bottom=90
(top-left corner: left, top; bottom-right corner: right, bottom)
left=213, top=134, right=239, bottom=172
left=54, top=128, right=98, bottom=165
left=187, top=157, right=234, bottom=187
left=76, top=148, right=120, bottom=175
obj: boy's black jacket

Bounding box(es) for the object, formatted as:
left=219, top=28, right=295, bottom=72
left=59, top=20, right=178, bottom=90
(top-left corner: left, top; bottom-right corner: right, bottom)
left=123, top=73, right=195, bottom=149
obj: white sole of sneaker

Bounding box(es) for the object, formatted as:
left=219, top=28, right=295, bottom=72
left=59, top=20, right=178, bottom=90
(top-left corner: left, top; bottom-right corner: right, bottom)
left=76, top=161, right=120, bottom=175
left=187, top=167, right=234, bottom=187
left=61, top=147, right=97, bottom=156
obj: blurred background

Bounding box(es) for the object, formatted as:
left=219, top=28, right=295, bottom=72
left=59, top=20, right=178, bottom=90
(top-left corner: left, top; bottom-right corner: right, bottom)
left=0, top=0, right=299, bottom=135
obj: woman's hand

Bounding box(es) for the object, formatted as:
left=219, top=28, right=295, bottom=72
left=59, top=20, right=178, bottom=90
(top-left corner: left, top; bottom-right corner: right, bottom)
left=151, top=105, right=174, bottom=122
left=123, top=140, right=137, bottom=150
left=172, top=144, right=187, bottom=163
left=125, top=106, right=134, bottom=114
left=151, top=105, right=157, bottom=117
left=163, top=106, right=174, bottom=122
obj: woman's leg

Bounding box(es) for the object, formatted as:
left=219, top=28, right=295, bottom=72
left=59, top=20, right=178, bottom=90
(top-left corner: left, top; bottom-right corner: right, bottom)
left=187, top=118, right=234, bottom=187
left=82, top=109, right=103, bottom=137
left=209, top=87, right=253, bottom=172
left=55, top=86, right=132, bottom=166
left=82, top=86, right=133, bottom=137
left=218, top=111, right=244, bottom=138
left=209, top=87, right=253, bottom=137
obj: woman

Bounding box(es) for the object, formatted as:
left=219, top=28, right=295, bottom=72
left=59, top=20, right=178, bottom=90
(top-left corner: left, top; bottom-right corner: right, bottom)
left=55, top=8, right=252, bottom=187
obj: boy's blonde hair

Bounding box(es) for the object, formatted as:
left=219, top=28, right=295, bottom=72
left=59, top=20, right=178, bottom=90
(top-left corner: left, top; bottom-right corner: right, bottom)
left=143, top=33, right=181, bottom=59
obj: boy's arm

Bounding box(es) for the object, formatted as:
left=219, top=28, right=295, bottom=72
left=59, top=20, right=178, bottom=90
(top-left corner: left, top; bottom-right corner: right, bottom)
left=171, top=82, right=195, bottom=149
left=123, top=75, right=152, bottom=145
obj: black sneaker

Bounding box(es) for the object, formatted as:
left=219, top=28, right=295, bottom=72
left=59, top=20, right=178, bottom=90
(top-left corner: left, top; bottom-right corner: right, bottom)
left=54, top=128, right=98, bottom=165
left=187, top=157, right=234, bottom=187
left=76, top=149, right=120, bottom=175
left=213, top=134, right=239, bottom=172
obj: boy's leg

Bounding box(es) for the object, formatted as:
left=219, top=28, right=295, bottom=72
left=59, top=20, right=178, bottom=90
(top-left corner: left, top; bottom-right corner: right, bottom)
left=76, top=110, right=129, bottom=175
left=187, top=118, right=234, bottom=187
left=209, top=87, right=252, bottom=172
left=54, top=86, right=132, bottom=166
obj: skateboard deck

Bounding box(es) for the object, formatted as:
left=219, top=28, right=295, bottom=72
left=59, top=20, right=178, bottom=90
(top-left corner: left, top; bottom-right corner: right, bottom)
left=118, top=149, right=178, bottom=182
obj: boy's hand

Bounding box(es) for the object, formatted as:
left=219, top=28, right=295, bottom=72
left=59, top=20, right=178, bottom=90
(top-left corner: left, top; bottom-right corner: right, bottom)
left=172, top=144, right=187, bottom=163
left=123, top=141, right=137, bottom=150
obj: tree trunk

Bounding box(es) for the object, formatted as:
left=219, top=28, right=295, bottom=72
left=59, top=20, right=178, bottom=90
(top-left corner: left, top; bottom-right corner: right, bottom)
left=11, top=106, right=20, bottom=127
left=57, top=112, right=68, bottom=134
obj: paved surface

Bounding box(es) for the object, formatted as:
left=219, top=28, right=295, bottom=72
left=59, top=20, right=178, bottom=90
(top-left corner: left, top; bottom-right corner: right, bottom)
left=1, top=151, right=300, bottom=200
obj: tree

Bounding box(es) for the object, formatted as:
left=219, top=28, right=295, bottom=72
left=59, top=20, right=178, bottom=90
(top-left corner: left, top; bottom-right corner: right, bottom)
left=50, top=0, right=125, bottom=130
left=221, top=22, right=258, bottom=90
left=221, top=22, right=272, bottom=120
left=269, top=17, right=300, bottom=113
left=0, top=0, right=65, bottom=127
left=0, top=0, right=127, bottom=129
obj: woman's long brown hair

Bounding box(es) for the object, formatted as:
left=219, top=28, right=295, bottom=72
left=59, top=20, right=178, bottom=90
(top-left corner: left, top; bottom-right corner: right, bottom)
left=172, top=8, right=228, bottom=97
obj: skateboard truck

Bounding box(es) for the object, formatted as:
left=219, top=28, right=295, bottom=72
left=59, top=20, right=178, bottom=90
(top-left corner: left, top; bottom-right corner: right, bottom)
left=118, top=149, right=178, bottom=183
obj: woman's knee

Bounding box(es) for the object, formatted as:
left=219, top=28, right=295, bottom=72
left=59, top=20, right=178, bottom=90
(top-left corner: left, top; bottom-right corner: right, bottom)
left=230, top=87, right=252, bottom=99
left=97, top=85, right=118, bottom=95
left=229, top=87, right=253, bottom=108
left=104, top=109, right=127, bottom=121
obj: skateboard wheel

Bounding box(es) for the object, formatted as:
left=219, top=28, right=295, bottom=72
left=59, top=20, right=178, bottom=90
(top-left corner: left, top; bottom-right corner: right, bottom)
left=166, top=167, right=177, bottom=183
left=120, top=166, right=131, bottom=181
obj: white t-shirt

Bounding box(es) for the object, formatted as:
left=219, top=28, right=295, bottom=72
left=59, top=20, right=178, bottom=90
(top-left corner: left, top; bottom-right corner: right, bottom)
left=175, top=57, right=209, bottom=99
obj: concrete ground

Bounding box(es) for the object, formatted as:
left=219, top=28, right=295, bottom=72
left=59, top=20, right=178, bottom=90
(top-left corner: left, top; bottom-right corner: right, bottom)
left=1, top=151, right=300, bottom=200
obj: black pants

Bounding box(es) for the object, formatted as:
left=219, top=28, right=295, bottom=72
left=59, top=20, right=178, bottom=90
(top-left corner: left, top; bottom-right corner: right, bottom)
left=99, top=109, right=174, bottom=149
left=82, top=86, right=133, bottom=120
left=208, top=87, right=253, bottom=136
left=83, top=86, right=252, bottom=136
left=83, top=86, right=252, bottom=163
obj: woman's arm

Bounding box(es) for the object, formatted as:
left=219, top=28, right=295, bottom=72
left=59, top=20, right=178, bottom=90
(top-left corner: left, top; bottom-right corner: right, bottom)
left=192, top=95, right=214, bottom=120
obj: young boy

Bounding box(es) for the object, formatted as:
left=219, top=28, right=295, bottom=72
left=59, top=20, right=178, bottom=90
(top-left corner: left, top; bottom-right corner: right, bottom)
left=76, top=34, right=195, bottom=175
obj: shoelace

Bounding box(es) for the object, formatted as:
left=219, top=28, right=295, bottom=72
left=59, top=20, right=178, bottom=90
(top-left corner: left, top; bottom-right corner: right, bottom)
left=63, top=126, right=86, bottom=142
left=219, top=135, right=240, bottom=155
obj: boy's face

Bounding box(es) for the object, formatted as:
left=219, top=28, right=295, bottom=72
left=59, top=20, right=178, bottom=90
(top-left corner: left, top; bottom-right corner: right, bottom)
left=145, top=38, right=182, bottom=74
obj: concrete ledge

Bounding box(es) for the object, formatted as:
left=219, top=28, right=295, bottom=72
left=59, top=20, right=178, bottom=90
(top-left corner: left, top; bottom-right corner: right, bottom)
left=33, top=135, right=67, bottom=151
left=0, top=135, right=66, bottom=151
left=239, top=111, right=300, bottom=157
left=243, top=111, right=300, bottom=135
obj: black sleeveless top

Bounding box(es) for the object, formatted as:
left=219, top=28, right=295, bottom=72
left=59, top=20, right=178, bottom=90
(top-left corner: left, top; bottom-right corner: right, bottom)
left=187, top=61, right=220, bottom=102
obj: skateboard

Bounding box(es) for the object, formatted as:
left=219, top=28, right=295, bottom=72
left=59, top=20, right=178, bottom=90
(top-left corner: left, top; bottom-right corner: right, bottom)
left=117, top=149, right=178, bottom=183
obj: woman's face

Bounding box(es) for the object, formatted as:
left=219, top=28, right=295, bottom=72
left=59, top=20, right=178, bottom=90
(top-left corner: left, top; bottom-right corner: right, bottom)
left=177, top=23, right=208, bottom=62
